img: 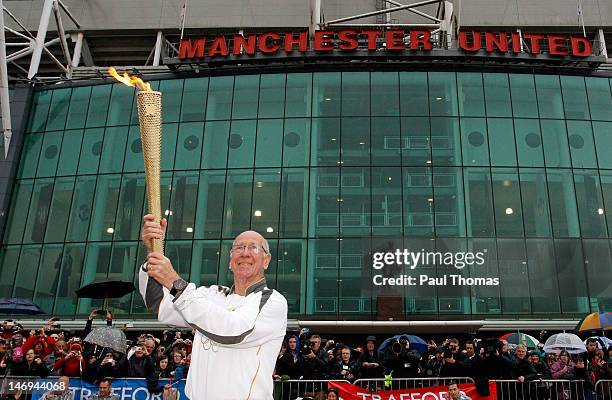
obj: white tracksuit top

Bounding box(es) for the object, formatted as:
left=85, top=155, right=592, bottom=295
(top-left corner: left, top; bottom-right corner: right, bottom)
left=139, top=269, right=287, bottom=400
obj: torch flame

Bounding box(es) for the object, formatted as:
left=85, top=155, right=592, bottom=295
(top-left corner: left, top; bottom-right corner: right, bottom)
left=108, top=67, right=151, bottom=92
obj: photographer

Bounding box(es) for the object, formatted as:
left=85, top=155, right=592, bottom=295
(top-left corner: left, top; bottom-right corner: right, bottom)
left=52, top=342, right=86, bottom=377
left=23, top=319, right=59, bottom=358
left=440, top=349, right=465, bottom=377
left=297, top=334, right=328, bottom=380
left=94, top=350, right=120, bottom=382
left=382, top=337, right=421, bottom=379
left=45, top=339, right=66, bottom=375
left=330, top=346, right=359, bottom=382
left=357, top=336, right=384, bottom=380
left=421, top=346, right=444, bottom=378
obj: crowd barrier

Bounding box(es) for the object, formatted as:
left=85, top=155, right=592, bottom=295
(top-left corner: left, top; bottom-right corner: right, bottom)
left=493, top=379, right=592, bottom=400
left=273, top=379, right=350, bottom=400
left=595, top=379, right=612, bottom=400
left=353, top=376, right=475, bottom=392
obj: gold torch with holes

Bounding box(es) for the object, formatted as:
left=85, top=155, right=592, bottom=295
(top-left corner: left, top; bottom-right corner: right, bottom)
left=108, top=68, right=164, bottom=254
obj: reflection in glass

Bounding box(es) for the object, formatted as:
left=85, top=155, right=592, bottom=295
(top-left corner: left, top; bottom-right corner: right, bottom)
left=519, top=169, right=551, bottom=237
left=547, top=169, right=580, bottom=237
left=492, top=168, right=524, bottom=237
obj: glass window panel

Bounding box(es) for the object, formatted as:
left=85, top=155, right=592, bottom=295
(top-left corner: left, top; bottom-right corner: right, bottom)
left=107, top=84, right=134, bottom=126
left=57, top=129, right=83, bottom=176
left=431, top=117, right=461, bottom=166
left=514, top=119, right=544, bottom=167
left=468, top=238, right=501, bottom=314
left=251, top=169, right=281, bottom=240
left=401, top=117, right=431, bottom=166
left=519, top=169, right=552, bottom=237
left=371, top=72, right=399, bottom=116
left=161, top=123, right=178, bottom=171
left=77, top=128, right=104, bottom=174
left=159, top=79, right=184, bottom=123
left=460, top=118, right=489, bottom=166
left=492, top=168, right=524, bottom=237
left=181, top=77, right=208, bottom=122
left=457, top=72, right=485, bottom=117
left=130, top=246, right=149, bottom=314
left=340, top=167, right=370, bottom=236
left=228, top=120, right=256, bottom=168
left=547, top=169, right=580, bottom=237
left=483, top=73, right=512, bottom=117
left=434, top=167, right=465, bottom=236
left=309, top=167, right=340, bottom=237
left=87, top=174, right=121, bottom=241
left=202, top=121, right=229, bottom=169
left=206, top=76, right=234, bottom=120
left=98, top=126, right=128, bottom=174
left=509, top=74, right=538, bottom=118
left=0, top=246, right=20, bottom=295
left=166, top=171, right=199, bottom=240
left=255, top=119, right=283, bottom=167
left=191, top=240, right=220, bottom=287
left=33, top=244, right=63, bottom=313
left=17, top=133, right=43, bottom=179
left=371, top=117, right=401, bottom=166
left=194, top=170, right=225, bottom=239
left=488, top=118, right=517, bottom=166
left=436, top=238, right=470, bottom=314
left=567, top=120, right=597, bottom=168
left=175, top=122, right=204, bottom=170
left=283, top=118, right=310, bottom=167
left=77, top=242, right=112, bottom=313
left=13, top=245, right=42, bottom=299
left=222, top=169, right=253, bottom=237
left=341, top=117, right=369, bottom=166
left=561, top=76, right=590, bottom=120
left=164, top=240, right=193, bottom=283
left=593, top=121, right=612, bottom=169
left=497, top=239, right=531, bottom=313
left=429, top=72, right=458, bottom=116
left=586, top=77, right=612, bottom=121
left=54, top=243, right=85, bottom=315
left=401, top=237, right=437, bottom=315
left=65, top=176, right=96, bottom=242
left=339, top=238, right=370, bottom=315
left=342, top=72, right=370, bottom=117
left=232, top=75, right=259, bottom=119
left=65, top=86, right=91, bottom=130
left=23, top=178, right=54, bottom=244
left=583, top=240, right=612, bottom=311
left=541, top=119, right=571, bottom=168
left=277, top=240, right=306, bottom=314
left=122, top=125, right=144, bottom=173
left=107, top=242, right=139, bottom=315
left=574, top=170, right=607, bottom=238
left=279, top=169, right=309, bottom=237
left=311, top=118, right=340, bottom=166
left=114, top=173, right=146, bottom=241
left=371, top=167, right=402, bottom=236
left=286, top=73, right=312, bottom=118
left=600, top=171, right=612, bottom=237
left=464, top=168, right=495, bottom=237
left=258, top=74, right=285, bottom=118
left=44, top=177, right=75, bottom=242
left=308, top=238, right=339, bottom=315
left=36, top=131, right=62, bottom=177
left=399, top=72, right=428, bottom=116
left=403, top=167, right=434, bottom=236
left=313, top=72, right=340, bottom=117
left=525, top=239, right=560, bottom=313
left=46, top=89, right=71, bottom=131
left=27, top=91, right=52, bottom=133
left=4, top=180, right=33, bottom=244
left=535, top=75, right=564, bottom=119
left=554, top=239, right=589, bottom=313
left=85, top=85, right=111, bottom=128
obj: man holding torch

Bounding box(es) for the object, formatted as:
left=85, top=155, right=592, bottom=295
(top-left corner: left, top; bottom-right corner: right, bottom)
left=139, top=215, right=288, bottom=399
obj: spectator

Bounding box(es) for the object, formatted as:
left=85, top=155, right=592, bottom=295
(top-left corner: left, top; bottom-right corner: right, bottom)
left=22, top=327, right=56, bottom=358
left=156, top=356, right=172, bottom=378
left=275, top=335, right=301, bottom=379
left=298, top=334, right=329, bottom=380
left=440, top=349, right=465, bottom=378
left=528, top=351, right=551, bottom=379
left=584, top=338, right=599, bottom=365
left=513, top=345, right=537, bottom=382
left=448, top=381, right=472, bottom=400
left=421, top=346, right=444, bottom=378
left=153, top=345, right=166, bottom=362
left=170, top=351, right=184, bottom=375
left=357, top=336, right=384, bottom=380
left=448, top=339, right=466, bottom=362
left=330, top=346, right=358, bottom=382
left=461, top=340, right=480, bottom=379
left=588, top=350, right=609, bottom=382
left=382, top=338, right=420, bottom=379
left=45, top=340, right=66, bottom=375
left=52, top=342, right=86, bottom=378
left=84, top=310, right=112, bottom=338
left=91, top=378, right=118, bottom=400
left=95, top=351, right=120, bottom=382
left=574, top=357, right=596, bottom=398
left=551, top=350, right=575, bottom=379
left=326, top=388, right=339, bottom=400
left=545, top=354, right=556, bottom=371
left=41, top=376, right=72, bottom=400
left=12, top=348, right=49, bottom=377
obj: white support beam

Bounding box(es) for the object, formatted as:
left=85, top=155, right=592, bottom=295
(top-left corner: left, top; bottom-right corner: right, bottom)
left=153, top=31, right=163, bottom=66
left=385, top=0, right=441, bottom=22
left=310, top=0, right=321, bottom=37
left=71, top=32, right=83, bottom=68
left=325, top=0, right=442, bottom=25
left=27, top=0, right=54, bottom=79
left=53, top=0, right=72, bottom=67
left=598, top=28, right=608, bottom=59
left=442, top=0, right=452, bottom=48
left=0, top=0, right=12, bottom=158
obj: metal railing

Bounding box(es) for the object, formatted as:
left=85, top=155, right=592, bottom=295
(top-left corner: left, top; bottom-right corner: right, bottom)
left=273, top=379, right=349, bottom=400
left=354, top=376, right=474, bottom=392
left=494, top=379, right=592, bottom=400
left=595, top=379, right=612, bottom=400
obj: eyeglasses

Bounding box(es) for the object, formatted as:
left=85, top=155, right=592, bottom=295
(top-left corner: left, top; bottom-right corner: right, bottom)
left=231, top=244, right=269, bottom=255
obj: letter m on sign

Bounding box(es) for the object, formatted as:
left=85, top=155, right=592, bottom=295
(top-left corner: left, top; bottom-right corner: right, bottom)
left=179, top=38, right=205, bottom=59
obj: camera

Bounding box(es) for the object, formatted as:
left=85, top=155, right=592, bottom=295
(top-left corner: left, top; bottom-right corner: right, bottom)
left=482, top=338, right=501, bottom=357
left=299, top=340, right=314, bottom=356
left=391, top=338, right=407, bottom=355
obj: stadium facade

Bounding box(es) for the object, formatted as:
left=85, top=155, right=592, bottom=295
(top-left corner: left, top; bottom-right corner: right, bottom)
left=1, top=0, right=612, bottom=332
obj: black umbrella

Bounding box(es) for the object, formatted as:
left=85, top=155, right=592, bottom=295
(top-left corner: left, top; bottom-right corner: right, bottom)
left=75, top=279, right=135, bottom=300
left=0, top=298, right=45, bottom=315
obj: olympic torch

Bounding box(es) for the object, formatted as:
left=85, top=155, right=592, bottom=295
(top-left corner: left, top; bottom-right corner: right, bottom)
left=108, top=68, right=164, bottom=254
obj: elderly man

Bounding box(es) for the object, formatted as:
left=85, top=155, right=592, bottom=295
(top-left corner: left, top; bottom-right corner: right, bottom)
left=139, top=214, right=288, bottom=399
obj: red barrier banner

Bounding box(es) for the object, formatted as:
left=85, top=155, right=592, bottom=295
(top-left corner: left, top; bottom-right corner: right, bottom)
left=328, top=381, right=497, bottom=400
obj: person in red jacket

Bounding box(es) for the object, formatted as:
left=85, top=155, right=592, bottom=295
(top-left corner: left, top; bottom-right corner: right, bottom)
left=52, top=342, right=86, bottom=377
left=22, top=329, right=56, bottom=358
